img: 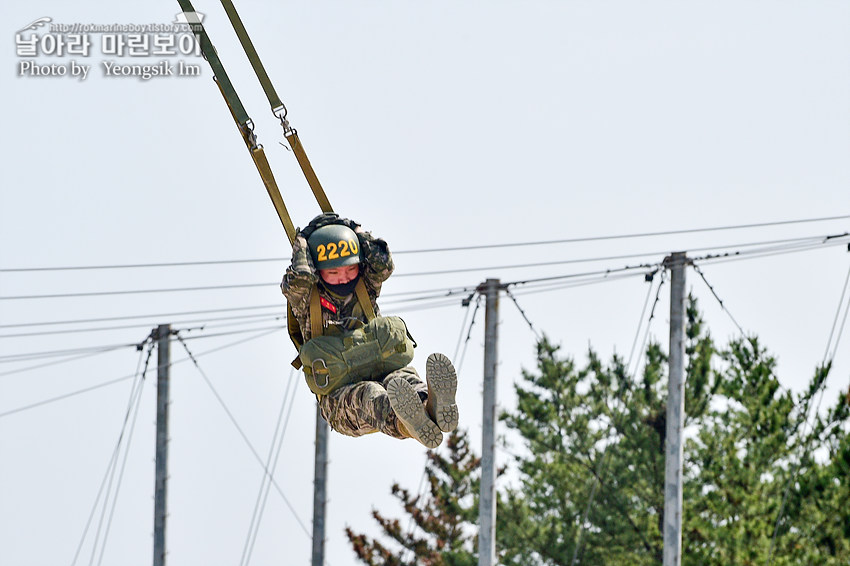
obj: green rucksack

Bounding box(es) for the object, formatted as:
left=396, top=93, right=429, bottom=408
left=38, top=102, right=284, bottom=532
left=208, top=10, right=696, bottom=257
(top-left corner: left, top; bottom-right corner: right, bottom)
left=299, top=316, right=416, bottom=396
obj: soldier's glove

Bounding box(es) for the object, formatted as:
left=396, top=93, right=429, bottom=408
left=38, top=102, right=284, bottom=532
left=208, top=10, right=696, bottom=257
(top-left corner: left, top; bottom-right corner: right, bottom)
left=300, top=212, right=360, bottom=241
left=289, top=235, right=318, bottom=275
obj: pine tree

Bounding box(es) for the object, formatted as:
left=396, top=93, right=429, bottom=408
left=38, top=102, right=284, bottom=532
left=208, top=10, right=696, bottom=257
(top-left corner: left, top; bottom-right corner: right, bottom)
left=499, top=296, right=850, bottom=565
left=346, top=429, right=480, bottom=566
left=350, top=298, right=850, bottom=565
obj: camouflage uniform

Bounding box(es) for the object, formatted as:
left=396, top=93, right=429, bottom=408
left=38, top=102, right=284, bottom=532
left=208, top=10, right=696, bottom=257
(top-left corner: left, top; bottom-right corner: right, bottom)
left=280, top=214, right=427, bottom=439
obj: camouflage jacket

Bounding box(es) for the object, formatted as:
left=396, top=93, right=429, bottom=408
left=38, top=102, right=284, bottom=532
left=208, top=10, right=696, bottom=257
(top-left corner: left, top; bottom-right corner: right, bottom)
left=281, top=215, right=394, bottom=344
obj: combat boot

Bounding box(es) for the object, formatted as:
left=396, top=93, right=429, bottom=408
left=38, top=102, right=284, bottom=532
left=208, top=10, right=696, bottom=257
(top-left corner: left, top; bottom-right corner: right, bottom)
left=387, top=377, right=443, bottom=449
left=424, top=353, right=459, bottom=432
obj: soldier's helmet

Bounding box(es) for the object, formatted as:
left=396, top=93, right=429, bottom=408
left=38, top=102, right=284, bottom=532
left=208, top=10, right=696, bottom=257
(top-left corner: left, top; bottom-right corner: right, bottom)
left=307, top=224, right=362, bottom=270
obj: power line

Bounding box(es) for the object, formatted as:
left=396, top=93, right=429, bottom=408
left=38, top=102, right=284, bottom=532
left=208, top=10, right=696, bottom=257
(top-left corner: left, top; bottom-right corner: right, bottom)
left=693, top=234, right=850, bottom=266
left=4, top=235, right=844, bottom=365
left=0, top=283, right=474, bottom=329
left=0, top=328, right=283, bottom=418
left=3, top=214, right=846, bottom=272
left=2, top=233, right=845, bottom=302
left=393, top=215, right=850, bottom=255
left=0, top=343, right=141, bottom=364
left=0, top=311, right=284, bottom=339
left=767, top=262, right=850, bottom=564
left=0, top=282, right=273, bottom=301
left=822, top=263, right=850, bottom=365
left=0, top=375, right=137, bottom=418
left=0, top=348, right=133, bottom=379
left=0, top=303, right=282, bottom=329
left=70, top=338, right=152, bottom=566
left=571, top=269, right=666, bottom=565
left=626, top=270, right=663, bottom=375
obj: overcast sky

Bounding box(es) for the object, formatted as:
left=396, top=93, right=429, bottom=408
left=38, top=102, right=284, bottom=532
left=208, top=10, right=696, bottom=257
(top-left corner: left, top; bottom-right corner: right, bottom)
left=2, top=2, right=849, bottom=565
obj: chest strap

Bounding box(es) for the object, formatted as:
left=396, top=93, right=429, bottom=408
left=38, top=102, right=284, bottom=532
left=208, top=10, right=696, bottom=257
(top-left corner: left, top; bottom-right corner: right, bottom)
left=308, top=278, right=376, bottom=338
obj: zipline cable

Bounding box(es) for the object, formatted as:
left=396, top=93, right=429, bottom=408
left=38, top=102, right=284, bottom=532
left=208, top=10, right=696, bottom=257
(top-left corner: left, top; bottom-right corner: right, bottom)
left=455, top=294, right=483, bottom=378
left=822, top=263, right=850, bottom=364
left=244, top=369, right=301, bottom=565
left=401, top=297, right=480, bottom=562
left=173, top=332, right=312, bottom=539
left=626, top=269, right=661, bottom=375
left=94, top=342, right=152, bottom=566
left=241, top=367, right=296, bottom=566
left=572, top=270, right=665, bottom=565
left=504, top=287, right=540, bottom=340
left=691, top=263, right=747, bottom=337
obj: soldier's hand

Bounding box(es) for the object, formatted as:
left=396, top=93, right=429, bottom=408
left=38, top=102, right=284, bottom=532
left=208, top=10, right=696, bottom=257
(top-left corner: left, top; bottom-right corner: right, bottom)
left=290, top=235, right=317, bottom=274
left=300, top=212, right=342, bottom=240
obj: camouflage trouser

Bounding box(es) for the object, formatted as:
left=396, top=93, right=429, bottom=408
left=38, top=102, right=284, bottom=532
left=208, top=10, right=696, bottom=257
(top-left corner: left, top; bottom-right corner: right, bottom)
left=318, top=366, right=427, bottom=439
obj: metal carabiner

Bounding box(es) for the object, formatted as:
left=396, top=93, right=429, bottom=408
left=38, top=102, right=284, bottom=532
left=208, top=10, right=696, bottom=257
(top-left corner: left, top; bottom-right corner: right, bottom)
left=311, top=358, right=329, bottom=389
left=272, top=104, right=291, bottom=133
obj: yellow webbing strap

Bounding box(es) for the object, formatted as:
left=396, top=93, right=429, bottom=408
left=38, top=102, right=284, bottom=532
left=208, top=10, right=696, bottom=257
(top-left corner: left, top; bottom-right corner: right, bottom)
left=213, top=77, right=298, bottom=245
left=249, top=146, right=297, bottom=243
left=287, top=304, right=304, bottom=369
left=285, top=131, right=333, bottom=213
left=355, top=279, right=376, bottom=321
left=309, top=284, right=324, bottom=341
left=289, top=284, right=325, bottom=370
left=291, top=281, right=376, bottom=370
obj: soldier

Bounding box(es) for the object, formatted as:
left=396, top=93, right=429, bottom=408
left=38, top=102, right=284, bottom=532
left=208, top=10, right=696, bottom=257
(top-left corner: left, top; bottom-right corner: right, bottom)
left=281, top=212, right=458, bottom=449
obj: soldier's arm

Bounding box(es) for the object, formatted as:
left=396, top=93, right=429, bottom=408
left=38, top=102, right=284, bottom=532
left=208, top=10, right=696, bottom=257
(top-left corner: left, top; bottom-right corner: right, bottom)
left=281, top=235, right=318, bottom=316
left=356, top=229, right=394, bottom=297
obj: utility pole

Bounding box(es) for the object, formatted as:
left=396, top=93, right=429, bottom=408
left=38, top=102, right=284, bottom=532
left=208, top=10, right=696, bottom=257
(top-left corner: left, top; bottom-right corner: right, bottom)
left=312, top=405, right=329, bottom=566
left=478, top=278, right=500, bottom=566
left=663, top=253, right=687, bottom=566
left=153, top=324, right=171, bottom=566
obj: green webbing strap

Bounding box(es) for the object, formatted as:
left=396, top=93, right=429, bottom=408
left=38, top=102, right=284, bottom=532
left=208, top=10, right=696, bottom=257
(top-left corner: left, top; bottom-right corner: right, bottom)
left=176, top=0, right=249, bottom=127
left=179, top=0, right=343, bottom=362
left=219, top=0, right=284, bottom=112
left=217, top=0, right=333, bottom=214
left=213, top=74, right=298, bottom=244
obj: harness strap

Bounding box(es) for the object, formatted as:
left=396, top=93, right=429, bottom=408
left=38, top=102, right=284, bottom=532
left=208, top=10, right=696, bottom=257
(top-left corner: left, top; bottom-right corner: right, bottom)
left=309, top=286, right=324, bottom=343
left=219, top=0, right=284, bottom=112
left=216, top=0, right=333, bottom=214
left=355, top=279, right=376, bottom=321
left=177, top=1, right=249, bottom=126
left=249, top=145, right=297, bottom=243
left=287, top=304, right=304, bottom=369
left=284, top=131, right=333, bottom=213
left=179, top=1, right=298, bottom=245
